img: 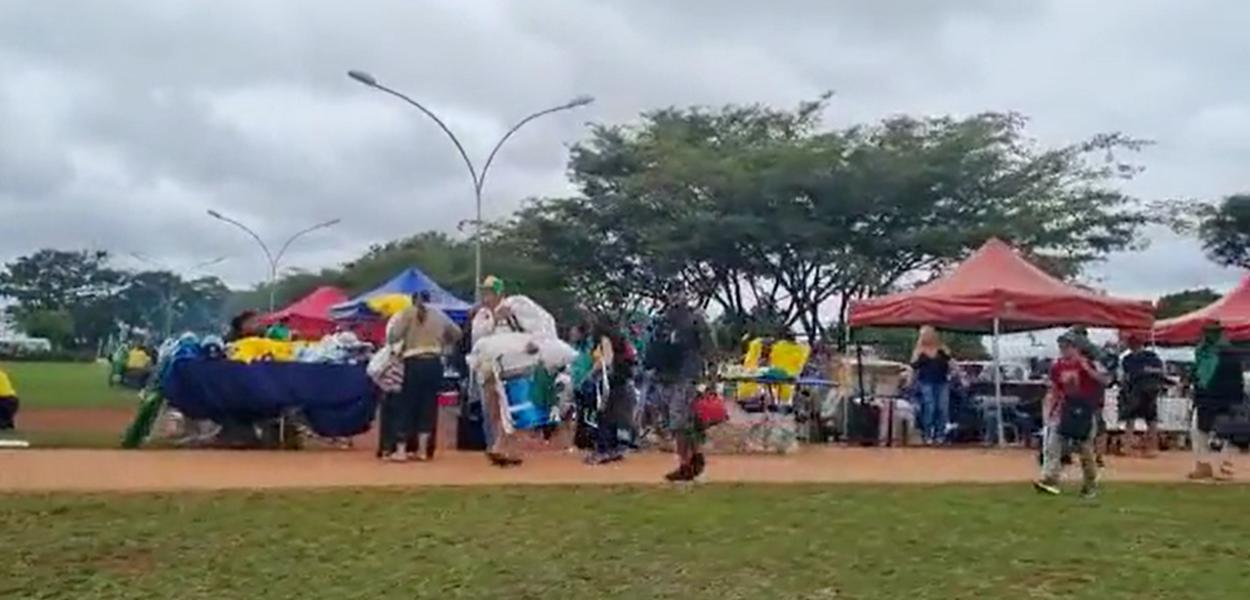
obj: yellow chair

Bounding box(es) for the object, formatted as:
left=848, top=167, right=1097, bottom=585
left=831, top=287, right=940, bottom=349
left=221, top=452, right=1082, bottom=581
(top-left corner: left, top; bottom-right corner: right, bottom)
left=734, top=339, right=811, bottom=403
left=736, top=338, right=766, bottom=400
left=768, top=340, right=811, bottom=403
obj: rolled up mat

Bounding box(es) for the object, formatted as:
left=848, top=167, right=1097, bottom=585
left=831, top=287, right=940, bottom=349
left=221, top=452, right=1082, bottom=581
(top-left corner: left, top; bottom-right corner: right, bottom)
left=121, top=388, right=165, bottom=449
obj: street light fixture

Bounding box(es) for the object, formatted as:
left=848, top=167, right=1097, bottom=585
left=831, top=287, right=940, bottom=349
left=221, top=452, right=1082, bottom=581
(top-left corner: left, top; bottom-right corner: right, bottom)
left=205, top=210, right=341, bottom=311
left=346, top=69, right=594, bottom=301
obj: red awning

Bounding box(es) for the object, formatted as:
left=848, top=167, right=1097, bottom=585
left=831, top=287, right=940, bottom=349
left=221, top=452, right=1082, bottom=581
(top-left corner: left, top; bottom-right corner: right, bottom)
left=849, top=238, right=1154, bottom=333
left=1153, top=276, right=1250, bottom=345
left=257, top=286, right=349, bottom=340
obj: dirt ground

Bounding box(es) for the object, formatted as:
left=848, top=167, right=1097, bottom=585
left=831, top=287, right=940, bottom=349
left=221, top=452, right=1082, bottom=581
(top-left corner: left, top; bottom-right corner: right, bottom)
left=16, top=407, right=135, bottom=434
left=0, top=445, right=1225, bottom=492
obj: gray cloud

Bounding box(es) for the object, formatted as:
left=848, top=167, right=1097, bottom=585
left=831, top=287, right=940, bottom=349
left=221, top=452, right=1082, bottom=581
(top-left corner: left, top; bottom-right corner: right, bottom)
left=0, top=0, right=1244, bottom=294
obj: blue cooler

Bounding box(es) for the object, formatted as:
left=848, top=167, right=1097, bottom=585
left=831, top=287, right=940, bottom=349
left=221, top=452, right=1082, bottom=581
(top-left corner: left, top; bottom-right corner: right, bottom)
left=504, top=376, right=551, bottom=430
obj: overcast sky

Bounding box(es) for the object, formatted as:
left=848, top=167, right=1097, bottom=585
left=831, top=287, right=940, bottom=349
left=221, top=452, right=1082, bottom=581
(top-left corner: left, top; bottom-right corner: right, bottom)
left=0, top=0, right=1244, bottom=297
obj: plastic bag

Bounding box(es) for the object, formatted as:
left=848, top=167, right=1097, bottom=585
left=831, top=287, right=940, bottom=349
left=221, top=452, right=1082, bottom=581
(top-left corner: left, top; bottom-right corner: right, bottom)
left=499, top=295, right=558, bottom=338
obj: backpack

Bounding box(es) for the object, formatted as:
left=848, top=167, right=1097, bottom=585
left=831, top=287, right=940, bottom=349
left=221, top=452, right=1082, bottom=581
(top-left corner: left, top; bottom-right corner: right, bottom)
left=1058, top=397, right=1095, bottom=441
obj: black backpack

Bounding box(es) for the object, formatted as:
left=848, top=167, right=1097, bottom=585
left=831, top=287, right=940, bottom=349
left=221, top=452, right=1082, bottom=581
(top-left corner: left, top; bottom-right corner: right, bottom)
left=1058, top=397, right=1096, bottom=441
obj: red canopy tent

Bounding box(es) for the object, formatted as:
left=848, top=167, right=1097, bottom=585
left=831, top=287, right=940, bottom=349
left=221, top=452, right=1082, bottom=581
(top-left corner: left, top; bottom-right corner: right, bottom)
left=848, top=238, right=1154, bottom=444
left=256, top=286, right=349, bottom=340
left=849, top=238, right=1155, bottom=332
left=1153, top=276, right=1250, bottom=345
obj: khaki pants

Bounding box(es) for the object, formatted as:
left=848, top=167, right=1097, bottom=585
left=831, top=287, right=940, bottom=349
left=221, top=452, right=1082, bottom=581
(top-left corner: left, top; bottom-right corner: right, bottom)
left=1191, top=413, right=1234, bottom=468
left=1040, top=418, right=1098, bottom=487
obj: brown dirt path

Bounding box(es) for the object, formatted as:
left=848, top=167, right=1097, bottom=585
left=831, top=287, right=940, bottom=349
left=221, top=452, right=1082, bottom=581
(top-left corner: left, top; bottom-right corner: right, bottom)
left=0, top=447, right=1222, bottom=492
left=16, top=408, right=134, bottom=433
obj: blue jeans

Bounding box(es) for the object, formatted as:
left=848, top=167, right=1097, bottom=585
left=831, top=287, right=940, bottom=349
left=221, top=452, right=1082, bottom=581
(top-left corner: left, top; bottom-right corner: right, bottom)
left=918, top=382, right=950, bottom=443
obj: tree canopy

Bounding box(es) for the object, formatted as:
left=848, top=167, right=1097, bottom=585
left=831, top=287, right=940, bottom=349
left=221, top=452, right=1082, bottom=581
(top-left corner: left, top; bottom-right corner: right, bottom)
left=1155, top=288, right=1222, bottom=320
left=4, top=100, right=1164, bottom=349
left=1197, top=194, right=1250, bottom=270
left=498, top=98, right=1154, bottom=339
left=0, top=249, right=231, bottom=348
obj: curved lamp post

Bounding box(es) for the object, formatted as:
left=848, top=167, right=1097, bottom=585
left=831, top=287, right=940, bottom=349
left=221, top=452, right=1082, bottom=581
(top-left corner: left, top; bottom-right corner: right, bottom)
left=205, top=210, right=341, bottom=310
left=347, top=69, right=592, bottom=300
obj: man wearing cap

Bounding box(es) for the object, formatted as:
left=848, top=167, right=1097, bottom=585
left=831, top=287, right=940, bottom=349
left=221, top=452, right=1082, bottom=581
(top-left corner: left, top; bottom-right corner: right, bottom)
left=644, top=285, right=712, bottom=482
left=471, top=275, right=571, bottom=467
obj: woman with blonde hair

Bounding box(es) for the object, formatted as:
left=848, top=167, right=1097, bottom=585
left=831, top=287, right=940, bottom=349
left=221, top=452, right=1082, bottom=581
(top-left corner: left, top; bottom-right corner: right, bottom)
left=911, top=325, right=954, bottom=445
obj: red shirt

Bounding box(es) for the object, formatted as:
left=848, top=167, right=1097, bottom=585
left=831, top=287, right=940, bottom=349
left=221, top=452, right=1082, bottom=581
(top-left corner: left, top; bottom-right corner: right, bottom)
left=1050, top=357, right=1104, bottom=404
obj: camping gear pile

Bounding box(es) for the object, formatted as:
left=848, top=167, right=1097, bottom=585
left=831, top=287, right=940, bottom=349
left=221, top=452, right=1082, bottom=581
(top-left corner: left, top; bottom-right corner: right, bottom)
left=468, top=294, right=577, bottom=435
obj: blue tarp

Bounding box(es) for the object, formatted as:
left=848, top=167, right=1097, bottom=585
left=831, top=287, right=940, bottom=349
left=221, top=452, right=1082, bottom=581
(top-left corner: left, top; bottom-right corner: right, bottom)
left=163, top=359, right=377, bottom=438
left=330, top=267, right=472, bottom=323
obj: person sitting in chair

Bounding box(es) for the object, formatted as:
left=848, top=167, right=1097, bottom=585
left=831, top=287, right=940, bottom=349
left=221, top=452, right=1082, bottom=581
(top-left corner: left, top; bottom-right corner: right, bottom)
left=0, top=366, right=19, bottom=431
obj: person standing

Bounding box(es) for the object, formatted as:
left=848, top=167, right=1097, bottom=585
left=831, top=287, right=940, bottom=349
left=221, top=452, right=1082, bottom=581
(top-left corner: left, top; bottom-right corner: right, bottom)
left=1188, top=322, right=1244, bottom=481
left=470, top=275, right=572, bottom=468
left=585, top=318, right=638, bottom=465
left=1118, top=334, right=1166, bottom=457
left=644, top=286, right=711, bottom=482
left=1035, top=334, right=1109, bottom=498
left=384, top=291, right=461, bottom=462
left=911, top=325, right=953, bottom=445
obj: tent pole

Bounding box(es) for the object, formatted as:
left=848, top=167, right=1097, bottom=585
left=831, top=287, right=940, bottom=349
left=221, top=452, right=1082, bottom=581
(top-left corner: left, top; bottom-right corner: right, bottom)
left=993, top=317, right=1005, bottom=447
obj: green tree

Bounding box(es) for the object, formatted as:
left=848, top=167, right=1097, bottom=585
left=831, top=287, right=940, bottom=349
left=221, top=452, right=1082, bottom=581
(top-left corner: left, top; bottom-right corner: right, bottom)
left=0, top=249, right=126, bottom=348
left=115, top=271, right=232, bottom=336
left=1155, top=288, right=1221, bottom=320
left=1197, top=194, right=1250, bottom=270
left=852, top=327, right=988, bottom=363
left=14, top=309, right=74, bottom=348
left=508, top=100, right=1153, bottom=339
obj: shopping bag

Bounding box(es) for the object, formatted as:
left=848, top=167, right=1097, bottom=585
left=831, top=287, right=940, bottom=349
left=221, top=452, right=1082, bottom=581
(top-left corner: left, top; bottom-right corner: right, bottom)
left=693, top=391, right=730, bottom=427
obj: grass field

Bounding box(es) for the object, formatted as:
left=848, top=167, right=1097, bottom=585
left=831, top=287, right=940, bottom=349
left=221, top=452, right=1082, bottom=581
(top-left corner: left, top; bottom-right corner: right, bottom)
left=1, top=361, right=137, bottom=409
left=3, top=484, right=1248, bottom=599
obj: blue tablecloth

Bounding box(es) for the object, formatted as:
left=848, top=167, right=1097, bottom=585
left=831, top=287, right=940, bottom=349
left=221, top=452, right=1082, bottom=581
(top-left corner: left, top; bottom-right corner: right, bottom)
left=163, top=360, right=377, bottom=437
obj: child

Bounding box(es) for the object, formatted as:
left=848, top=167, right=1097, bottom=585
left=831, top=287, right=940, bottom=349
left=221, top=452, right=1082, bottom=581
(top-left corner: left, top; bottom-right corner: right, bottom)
left=1034, top=334, right=1109, bottom=498
left=0, top=367, right=19, bottom=431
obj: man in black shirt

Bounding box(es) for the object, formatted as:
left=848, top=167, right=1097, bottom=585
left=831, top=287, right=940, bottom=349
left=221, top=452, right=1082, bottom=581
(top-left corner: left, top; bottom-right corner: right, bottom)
left=1119, top=334, right=1165, bottom=457
left=644, top=286, right=711, bottom=482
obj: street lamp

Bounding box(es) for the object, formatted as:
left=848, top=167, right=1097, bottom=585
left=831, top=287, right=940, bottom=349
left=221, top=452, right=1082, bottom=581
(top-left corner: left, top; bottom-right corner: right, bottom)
left=347, top=69, right=593, bottom=301
left=205, top=210, right=341, bottom=311
left=128, top=253, right=228, bottom=338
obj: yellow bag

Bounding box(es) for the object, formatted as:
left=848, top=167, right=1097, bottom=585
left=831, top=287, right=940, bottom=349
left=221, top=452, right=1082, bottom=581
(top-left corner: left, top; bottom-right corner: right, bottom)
left=126, top=348, right=152, bottom=370
left=366, top=294, right=412, bottom=318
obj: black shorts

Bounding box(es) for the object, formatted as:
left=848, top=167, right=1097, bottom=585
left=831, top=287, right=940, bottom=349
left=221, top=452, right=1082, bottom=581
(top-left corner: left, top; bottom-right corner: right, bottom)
left=1119, top=388, right=1159, bottom=423
left=0, top=395, right=17, bottom=430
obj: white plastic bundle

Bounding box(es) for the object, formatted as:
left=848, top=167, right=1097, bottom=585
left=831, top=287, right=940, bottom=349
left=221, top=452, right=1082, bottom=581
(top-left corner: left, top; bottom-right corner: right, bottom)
left=468, top=295, right=577, bottom=434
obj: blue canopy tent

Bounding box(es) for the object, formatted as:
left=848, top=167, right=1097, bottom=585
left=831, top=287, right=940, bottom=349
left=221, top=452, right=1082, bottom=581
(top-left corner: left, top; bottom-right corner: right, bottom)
left=330, top=267, right=472, bottom=323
